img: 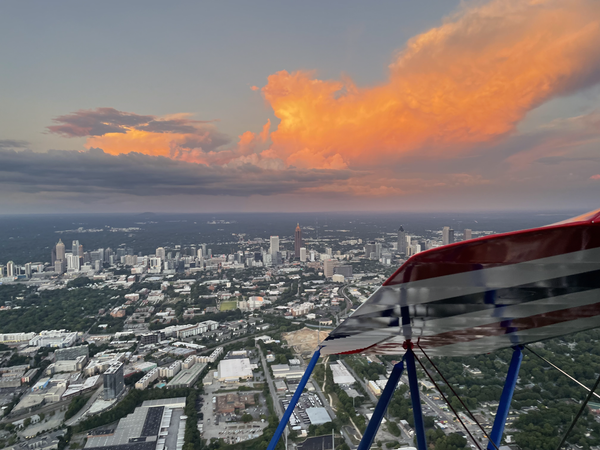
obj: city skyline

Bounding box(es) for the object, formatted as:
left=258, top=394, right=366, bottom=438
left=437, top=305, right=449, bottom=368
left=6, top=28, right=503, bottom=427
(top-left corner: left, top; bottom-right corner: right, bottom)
left=2, top=0, right=600, bottom=213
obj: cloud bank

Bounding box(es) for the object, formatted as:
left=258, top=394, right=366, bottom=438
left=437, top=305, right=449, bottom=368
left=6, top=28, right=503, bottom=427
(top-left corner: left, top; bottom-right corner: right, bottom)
left=3, top=0, right=597, bottom=211
left=0, top=148, right=353, bottom=197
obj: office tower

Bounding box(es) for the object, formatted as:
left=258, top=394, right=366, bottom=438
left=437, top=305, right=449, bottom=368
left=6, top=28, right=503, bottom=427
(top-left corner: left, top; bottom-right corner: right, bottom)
left=334, top=265, right=352, bottom=278
left=464, top=229, right=472, bottom=241
left=56, top=239, right=66, bottom=261
left=310, top=250, right=316, bottom=262
left=90, top=249, right=104, bottom=262
left=270, top=236, right=280, bottom=256
left=6, top=261, right=15, bottom=277
left=397, top=226, right=407, bottom=255
left=156, top=247, right=166, bottom=260
left=375, top=243, right=382, bottom=259
left=67, top=254, right=80, bottom=272
left=294, top=224, right=303, bottom=259
left=364, top=242, right=377, bottom=259
left=79, top=245, right=84, bottom=259
left=55, top=260, right=65, bottom=274
left=300, top=247, right=307, bottom=262
left=323, top=259, right=338, bottom=278
left=25, top=263, right=32, bottom=278
left=72, top=240, right=80, bottom=257
left=104, top=248, right=113, bottom=262
left=51, top=247, right=57, bottom=265
left=201, top=243, right=207, bottom=258
left=442, top=227, right=455, bottom=245
left=326, top=247, right=333, bottom=257
left=103, top=362, right=124, bottom=400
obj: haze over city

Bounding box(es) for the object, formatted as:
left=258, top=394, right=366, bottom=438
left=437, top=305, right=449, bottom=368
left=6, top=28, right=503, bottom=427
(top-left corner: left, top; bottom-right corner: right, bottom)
left=2, top=0, right=600, bottom=213
left=3, top=3, right=600, bottom=449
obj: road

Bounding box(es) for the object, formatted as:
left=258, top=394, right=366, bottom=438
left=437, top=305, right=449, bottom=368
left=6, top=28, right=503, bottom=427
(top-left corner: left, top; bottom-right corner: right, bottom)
left=258, top=345, right=356, bottom=450
left=339, top=285, right=354, bottom=319
left=65, top=385, right=104, bottom=426
left=256, top=343, right=284, bottom=420
left=2, top=397, right=71, bottom=424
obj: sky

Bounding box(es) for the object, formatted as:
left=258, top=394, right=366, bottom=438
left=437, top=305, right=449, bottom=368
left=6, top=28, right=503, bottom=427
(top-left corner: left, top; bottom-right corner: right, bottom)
left=2, top=0, right=600, bottom=214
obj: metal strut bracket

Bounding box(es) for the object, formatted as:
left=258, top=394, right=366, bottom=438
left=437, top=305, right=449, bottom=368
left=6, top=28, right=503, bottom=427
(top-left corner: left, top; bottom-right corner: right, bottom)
left=266, top=348, right=321, bottom=450
left=405, top=347, right=428, bottom=450
left=357, top=359, right=405, bottom=450
left=487, top=346, right=523, bottom=450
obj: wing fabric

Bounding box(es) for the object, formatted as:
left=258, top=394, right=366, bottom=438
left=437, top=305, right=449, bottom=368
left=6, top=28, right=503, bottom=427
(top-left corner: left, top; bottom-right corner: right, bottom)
left=321, top=209, right=600, bottom=357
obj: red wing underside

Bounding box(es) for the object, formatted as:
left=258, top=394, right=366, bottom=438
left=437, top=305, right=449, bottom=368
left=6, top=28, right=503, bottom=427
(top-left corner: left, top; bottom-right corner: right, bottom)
left=320, top=208, right=600, bottom=357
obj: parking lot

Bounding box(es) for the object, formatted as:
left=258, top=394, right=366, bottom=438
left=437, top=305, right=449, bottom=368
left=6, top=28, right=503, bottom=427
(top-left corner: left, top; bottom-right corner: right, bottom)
left=281, top=392, right=324, bottom=430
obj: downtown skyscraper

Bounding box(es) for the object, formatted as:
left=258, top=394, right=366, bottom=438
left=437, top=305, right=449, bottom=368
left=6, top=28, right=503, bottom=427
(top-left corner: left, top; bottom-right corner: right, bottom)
left=294, top=223, right=302, bottom=259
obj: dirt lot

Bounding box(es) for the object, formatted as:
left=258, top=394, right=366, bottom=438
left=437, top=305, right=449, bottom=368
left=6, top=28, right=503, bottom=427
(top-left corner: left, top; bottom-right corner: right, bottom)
left=283, top=328, right=330, bottom=355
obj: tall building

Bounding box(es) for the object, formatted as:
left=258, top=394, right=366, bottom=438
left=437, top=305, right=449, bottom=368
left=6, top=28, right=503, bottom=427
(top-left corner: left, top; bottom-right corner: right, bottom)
left=464, top=229, right=472, bottom=241
left=364, top=242, right=377, bottom=259
left=294, top=224, right=302, bottom=259
left=269, top=236, right=280, bottom=256
left=300, top=247, right=307, bottom=262
left=442, top=227, right=455, bottom=246
left=72, top=240, right=80, bottom=257
left=156, top=247, right=166, bottom=260
left=6, top=261, right=15, bottom=277
left=25, top=263, right=32, bottom=278
left=55, top=259, right=66, bottom=274
left=398, top=226, right=407, bottom=255
left=103, top=362, right=124, bottom=400
left=323, top=259, right=338, bottom=278
left=334, top=265, right=352, bottom=278
left=67, top=254, right=80, bottom=272
left=56, top=239, right=66, bottom=261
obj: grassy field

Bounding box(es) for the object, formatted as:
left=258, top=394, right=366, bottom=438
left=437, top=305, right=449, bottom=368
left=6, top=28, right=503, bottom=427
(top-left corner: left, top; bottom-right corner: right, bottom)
left=219, top=300, right=237, bottom=311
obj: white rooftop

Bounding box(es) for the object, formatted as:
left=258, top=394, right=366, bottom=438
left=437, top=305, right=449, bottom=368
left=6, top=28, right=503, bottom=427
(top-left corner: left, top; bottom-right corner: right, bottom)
left=330, top=362, right=355, bottom=385
left=306, top=407, right=331, bottom=425
left=218, top=358, right=253, bottom=381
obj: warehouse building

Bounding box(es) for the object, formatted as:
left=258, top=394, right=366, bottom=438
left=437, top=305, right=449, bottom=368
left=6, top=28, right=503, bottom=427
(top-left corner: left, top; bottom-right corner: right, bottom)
left=217, top=358, right=253, bottom=382
left=85, top=398, right=187, bottom=450
left=167, top=363, right=206, bottom=389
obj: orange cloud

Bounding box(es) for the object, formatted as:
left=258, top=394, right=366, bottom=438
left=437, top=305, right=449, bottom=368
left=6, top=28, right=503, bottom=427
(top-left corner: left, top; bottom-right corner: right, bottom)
left=49, top=0, right=600, bottom=200
left=591, top=174, right=600, bottom=180
left=262, top=0, right=600, bottom=169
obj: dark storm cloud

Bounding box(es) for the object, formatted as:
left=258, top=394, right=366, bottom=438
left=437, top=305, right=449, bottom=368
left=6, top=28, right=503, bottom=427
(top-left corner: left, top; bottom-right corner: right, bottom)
left=0, top=148, right=351, bottom=197
left=0, top=139, right=29, bottom=149
left=47, top=108, right=230, bottom=153
left=177, top=134, right=231, bottom=151
left=135, top=119, right=208, bottom=134
left=47, top=108, right=155, bottom=137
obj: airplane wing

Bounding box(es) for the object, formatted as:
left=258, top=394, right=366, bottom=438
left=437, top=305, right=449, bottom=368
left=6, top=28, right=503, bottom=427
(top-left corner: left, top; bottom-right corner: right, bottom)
left=321, top=208, right=600, bottom=356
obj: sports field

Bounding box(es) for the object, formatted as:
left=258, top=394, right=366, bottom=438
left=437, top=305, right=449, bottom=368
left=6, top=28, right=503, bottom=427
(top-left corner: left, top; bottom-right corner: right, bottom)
left=219, top=301, right=237, bottom=311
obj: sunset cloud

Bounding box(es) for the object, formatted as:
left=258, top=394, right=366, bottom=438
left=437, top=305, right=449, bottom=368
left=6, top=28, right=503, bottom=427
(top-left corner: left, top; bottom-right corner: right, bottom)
left=262, top=0, right=600, bottom=169
left=40, top=0, right=600, bottom=205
